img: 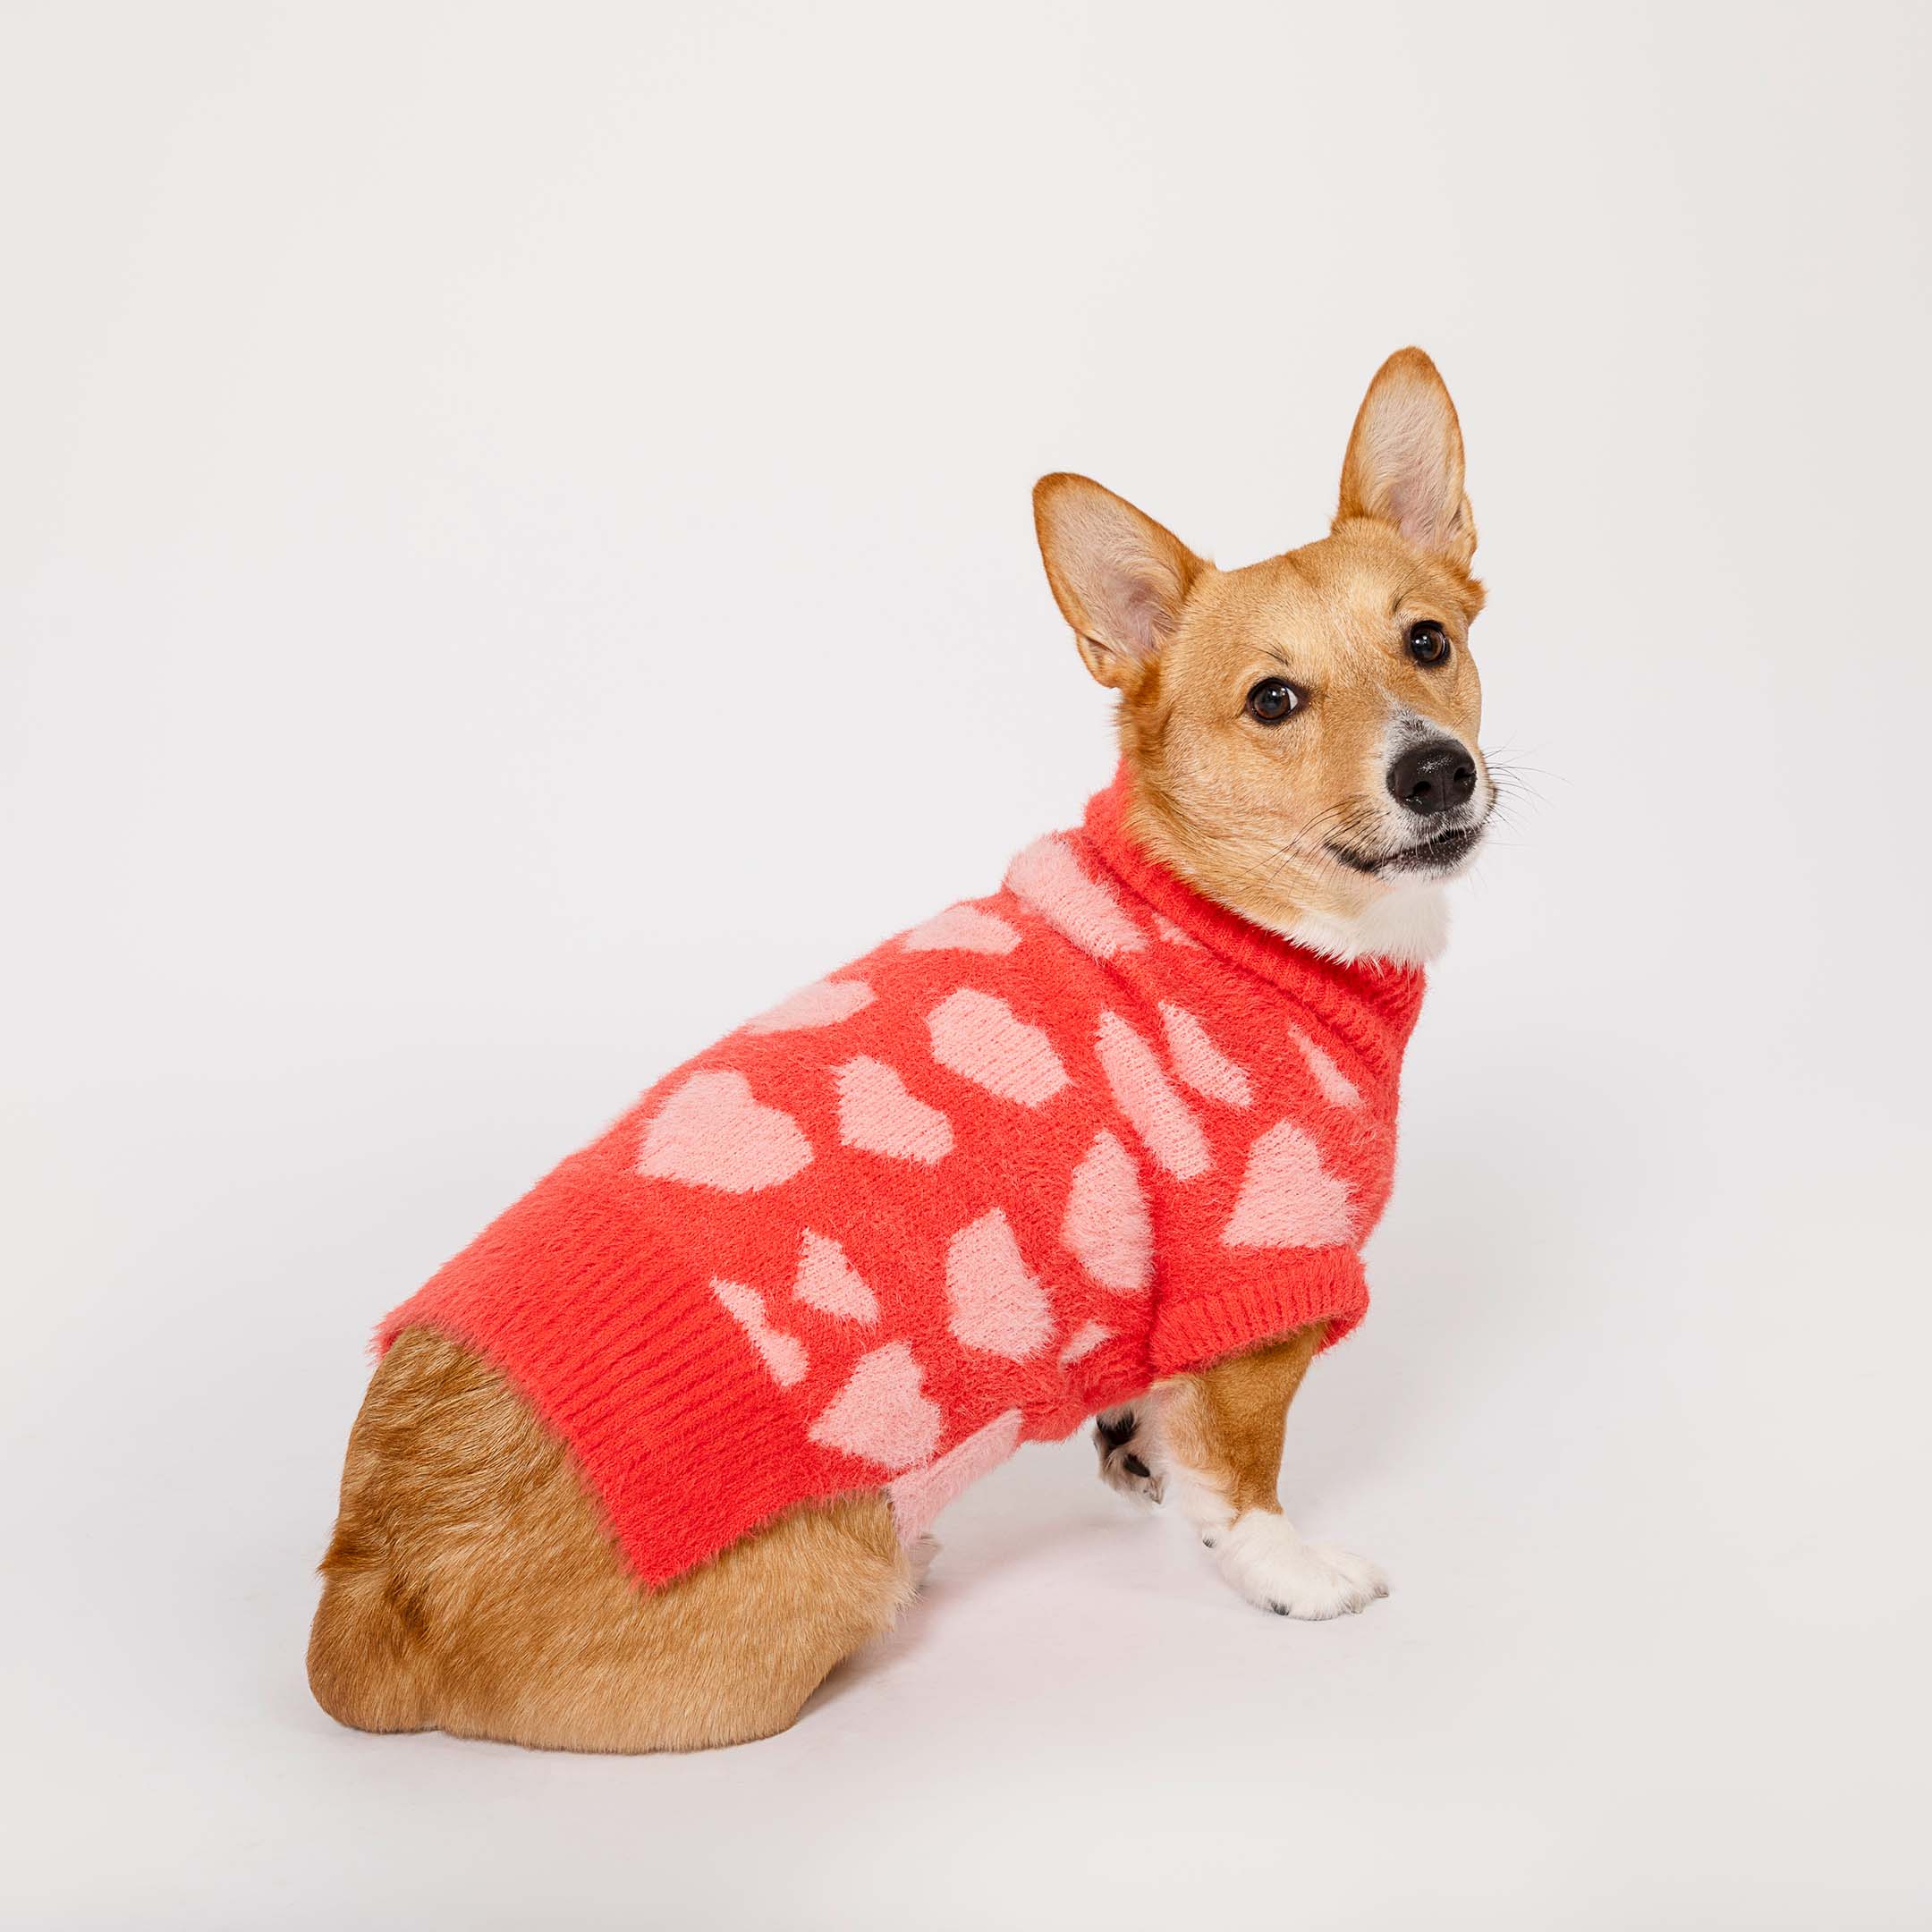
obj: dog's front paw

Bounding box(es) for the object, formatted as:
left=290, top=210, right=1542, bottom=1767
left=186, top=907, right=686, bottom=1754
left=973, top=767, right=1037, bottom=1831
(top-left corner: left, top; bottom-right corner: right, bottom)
left=1214, top=1511, right=1388, bottom=1620
left=1093, top=1406, right=1163, bottom=1504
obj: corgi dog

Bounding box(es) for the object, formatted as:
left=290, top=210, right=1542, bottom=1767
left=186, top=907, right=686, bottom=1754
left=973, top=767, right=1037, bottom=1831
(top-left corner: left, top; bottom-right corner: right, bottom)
left=308, top=348, right=1492, bottom=1752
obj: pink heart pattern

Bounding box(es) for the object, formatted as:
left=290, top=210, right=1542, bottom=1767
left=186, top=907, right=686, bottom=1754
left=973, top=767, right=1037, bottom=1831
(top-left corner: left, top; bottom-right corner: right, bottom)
left=928, top=988, right=1070, bottom=1107
left=1061, top=1130, right=1152, bottom=1293
left=745, top=977, right=876, bottom=1035
left=901, top=904, right=1022, bottom=954
left=1004, top=835, right=1147, bottom=958
left=1292, top=1025, right=1362, bottom=1107
left=1096, top=1010, right=1211, bottom=1180
left=1057, top=1320, right=1113, bottom=1367
left=1222, top=1120, right=1355, bottom=1248
left=835, top=1055, right=954, bottom=1164
left=792, top=1229, right=879, bottom=1322
left=808, top=1341, right=943, bottom=1471
left=1160, top=1003, right=1254, bottom=1108
left=710, top=1279, right=809, bottom=1387
left=946, top=1207, right=1054, bottom=1360
left=638, top=1070, right=812, bottom=1192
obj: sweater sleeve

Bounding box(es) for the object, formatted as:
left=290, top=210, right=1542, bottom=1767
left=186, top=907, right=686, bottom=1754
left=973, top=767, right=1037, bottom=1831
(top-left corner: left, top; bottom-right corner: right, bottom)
left=1146, top=1245, right=1369, bottom=1377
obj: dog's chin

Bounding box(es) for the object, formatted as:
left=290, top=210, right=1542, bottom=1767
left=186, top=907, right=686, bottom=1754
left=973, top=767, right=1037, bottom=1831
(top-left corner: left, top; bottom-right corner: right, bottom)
left=1327, top=819, right=1487, bottom=884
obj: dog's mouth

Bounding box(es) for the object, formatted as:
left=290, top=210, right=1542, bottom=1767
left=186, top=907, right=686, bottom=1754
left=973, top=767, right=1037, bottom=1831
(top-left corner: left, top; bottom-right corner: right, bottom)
left=1326, top=818, right=1487, bottom=879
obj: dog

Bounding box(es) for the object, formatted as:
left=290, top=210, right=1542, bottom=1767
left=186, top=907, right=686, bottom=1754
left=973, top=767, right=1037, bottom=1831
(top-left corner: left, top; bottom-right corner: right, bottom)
left=308, top=347, right=1492, bottom=1751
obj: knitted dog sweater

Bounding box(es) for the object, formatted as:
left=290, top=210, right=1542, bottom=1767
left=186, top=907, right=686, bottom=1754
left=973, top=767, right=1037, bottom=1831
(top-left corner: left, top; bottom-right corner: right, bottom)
left=379, top=772, right=1426, bottom=1586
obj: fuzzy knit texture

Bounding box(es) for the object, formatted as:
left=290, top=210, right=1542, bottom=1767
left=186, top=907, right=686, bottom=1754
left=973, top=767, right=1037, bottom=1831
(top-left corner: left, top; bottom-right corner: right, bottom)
left=379, top=771, right=1428, bottom=1586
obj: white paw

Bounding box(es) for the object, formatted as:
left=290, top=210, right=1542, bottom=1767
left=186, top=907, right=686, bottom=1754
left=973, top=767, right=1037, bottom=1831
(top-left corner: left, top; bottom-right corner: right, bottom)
left=1211, top=1511, right=1389, bottom=1620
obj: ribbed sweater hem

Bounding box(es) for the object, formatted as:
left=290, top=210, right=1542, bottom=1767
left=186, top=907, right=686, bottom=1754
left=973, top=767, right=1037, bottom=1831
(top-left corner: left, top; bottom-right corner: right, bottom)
left=1148, top=1249, right=1368, bottom=1377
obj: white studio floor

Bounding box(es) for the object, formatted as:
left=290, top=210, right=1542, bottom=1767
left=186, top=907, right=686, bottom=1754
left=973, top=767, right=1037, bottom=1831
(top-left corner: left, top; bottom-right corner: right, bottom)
left=6, top=997, right=1924, bottom=1930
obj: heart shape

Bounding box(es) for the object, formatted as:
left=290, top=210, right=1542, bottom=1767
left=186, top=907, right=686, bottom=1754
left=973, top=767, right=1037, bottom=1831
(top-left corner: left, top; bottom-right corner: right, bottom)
left=809, top=1342, right=943, bottom=1472
left=1291, top=1025, right=1362, bottom=1108
left=1096, top=1010, right=1210, bottom=1180
left=835, top=1055, right=953, bottom=1164
left=710, top=1279, right=809, bottom=1387
left=744, top=977, right=875, bottom=1035
left=928, top=988, right=1070, bottom=1108
left=1062, top=1129, right=1151, bottom=1293
left=1057, top=1320, right=1114, bottom=1367
left=1003, top=835, right=1146, bottom=958
left=902, top=904, right=1022, bottom=954
left=1222, top=1120, right=1355, bottom=1249
left=792, top=1228, right=879, bottom=1322
left=637, top=1070, right=812, bottom=1192
left=946, top=1207, right=1053, bottom=1360
left=1160, top=1003, right=1254, bottom=1108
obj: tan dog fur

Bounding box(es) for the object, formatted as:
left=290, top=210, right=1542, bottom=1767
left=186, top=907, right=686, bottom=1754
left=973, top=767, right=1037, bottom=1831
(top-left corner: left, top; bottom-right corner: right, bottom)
left=309, top=1329, right=914, bottom=1751
left=309, top=347, right=1487, bottom=1750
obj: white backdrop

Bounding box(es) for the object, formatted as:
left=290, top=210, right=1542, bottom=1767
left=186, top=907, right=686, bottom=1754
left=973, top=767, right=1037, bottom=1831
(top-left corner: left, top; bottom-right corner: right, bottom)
left=5, top=4, right=1929, bottom=1927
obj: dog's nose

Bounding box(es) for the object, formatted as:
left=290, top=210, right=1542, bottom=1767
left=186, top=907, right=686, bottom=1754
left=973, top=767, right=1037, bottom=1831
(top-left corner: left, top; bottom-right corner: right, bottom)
left=1386, top=739, right=1477, bottom=818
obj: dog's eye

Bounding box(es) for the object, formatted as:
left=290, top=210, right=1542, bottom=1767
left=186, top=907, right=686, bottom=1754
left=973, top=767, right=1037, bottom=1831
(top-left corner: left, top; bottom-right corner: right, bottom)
left=1245, top=677, right=1302, bottom=724
left=1407, top=620, right=1451, bottom=666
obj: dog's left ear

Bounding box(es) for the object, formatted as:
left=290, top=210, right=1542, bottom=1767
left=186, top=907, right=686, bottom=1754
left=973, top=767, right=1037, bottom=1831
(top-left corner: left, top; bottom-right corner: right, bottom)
left=1335, top=348, right=1476, bottom=570
left=1033, top=473, right=1207, bottom=691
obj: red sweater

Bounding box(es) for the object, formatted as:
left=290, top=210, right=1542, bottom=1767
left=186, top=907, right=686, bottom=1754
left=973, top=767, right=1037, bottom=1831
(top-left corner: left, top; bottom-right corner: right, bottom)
left=380, top=774, right=1425, bottom=1585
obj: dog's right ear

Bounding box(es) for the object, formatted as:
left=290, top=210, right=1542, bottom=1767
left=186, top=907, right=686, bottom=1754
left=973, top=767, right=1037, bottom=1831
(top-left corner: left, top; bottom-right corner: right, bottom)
left=1033, top=474, right=1206, bottom=691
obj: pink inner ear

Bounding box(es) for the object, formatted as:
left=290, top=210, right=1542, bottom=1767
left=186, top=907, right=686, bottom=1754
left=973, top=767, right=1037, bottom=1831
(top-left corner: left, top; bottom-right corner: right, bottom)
left=1072, top=513, right=1186, bottom=661
left=1358, top=386, right=1462, bottom=552
left=1387, top=473, right=1465, bottom=553
left=1107, top=569, right=1175, bottom=662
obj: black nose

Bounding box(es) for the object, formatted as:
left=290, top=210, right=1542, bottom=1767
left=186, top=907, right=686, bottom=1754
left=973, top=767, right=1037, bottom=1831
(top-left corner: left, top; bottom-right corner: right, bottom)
left=1386, top=739, right=1478, bottom=818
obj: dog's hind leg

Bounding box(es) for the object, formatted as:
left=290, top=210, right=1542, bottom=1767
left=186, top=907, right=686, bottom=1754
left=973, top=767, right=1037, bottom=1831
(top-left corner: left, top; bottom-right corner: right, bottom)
left=309, top=1326, right=915, bottom=1752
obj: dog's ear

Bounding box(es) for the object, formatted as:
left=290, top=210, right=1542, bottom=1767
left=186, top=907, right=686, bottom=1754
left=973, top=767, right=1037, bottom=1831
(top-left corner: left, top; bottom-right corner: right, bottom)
left=1335, top=348, right=1476, bottom=570
left=1033, top=473, right=1207, bottom=691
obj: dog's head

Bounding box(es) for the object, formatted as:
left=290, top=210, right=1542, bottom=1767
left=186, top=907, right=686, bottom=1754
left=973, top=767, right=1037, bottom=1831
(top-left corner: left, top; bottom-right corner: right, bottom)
left=1035, top=348, right=1491, bottom=963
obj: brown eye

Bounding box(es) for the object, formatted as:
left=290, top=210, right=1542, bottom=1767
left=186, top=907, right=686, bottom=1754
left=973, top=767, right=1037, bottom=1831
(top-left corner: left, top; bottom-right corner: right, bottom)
left=1407, top=620, right=1451, bottom=666
left=1246, top=677, right=1302, bottom=724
